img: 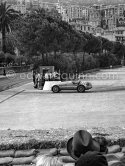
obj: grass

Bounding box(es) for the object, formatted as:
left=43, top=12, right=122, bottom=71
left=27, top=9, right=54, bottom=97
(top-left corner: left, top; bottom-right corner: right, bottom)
left=0, top=127, right=125, bottom=150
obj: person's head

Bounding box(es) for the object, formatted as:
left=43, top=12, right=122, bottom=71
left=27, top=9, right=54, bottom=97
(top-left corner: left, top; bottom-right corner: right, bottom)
left=35, top=155, right=63, bottom=166
left=75, top=151, right=108, bottom=166
left=67, top=130, right=101, bottom=160
left=93, top=137, right=108, bottom=153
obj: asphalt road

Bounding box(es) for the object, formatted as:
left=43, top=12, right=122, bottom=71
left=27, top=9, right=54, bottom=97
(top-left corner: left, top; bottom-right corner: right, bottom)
left=0, top=72, right=32, bottom=92
left=0, top=67, right=125, bottom=130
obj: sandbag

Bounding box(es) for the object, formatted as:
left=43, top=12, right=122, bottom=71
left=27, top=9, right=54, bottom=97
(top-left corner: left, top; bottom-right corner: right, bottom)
left=59, top=156, right=76, bottom=163
left=0, top=157, right=13, bottom=165
left=37, top=149, right=51, bottom=155
left=59, top=149, right=69, bottom=156
left=14, top=149, right=37, bottom=158
left=120, top=155, right=125, bottom=163
left=121, top=147, right=125, bottom=153
left=0, top=150, right=15, bottom=158
left=38, top=148, right=69, bottom=156
left=11, top=156, right=35, bottom=165
left=107, top=145, right=121, bottom=154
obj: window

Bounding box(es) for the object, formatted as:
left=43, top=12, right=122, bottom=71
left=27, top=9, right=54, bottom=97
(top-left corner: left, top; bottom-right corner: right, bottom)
left=117, top=37, right=120, bottom=41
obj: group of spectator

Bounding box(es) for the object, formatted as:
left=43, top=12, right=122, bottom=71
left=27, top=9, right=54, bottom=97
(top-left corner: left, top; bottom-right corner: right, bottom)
left=34, top=130, right=125, bottom=166
left=33, top=70, right=60, bottom=89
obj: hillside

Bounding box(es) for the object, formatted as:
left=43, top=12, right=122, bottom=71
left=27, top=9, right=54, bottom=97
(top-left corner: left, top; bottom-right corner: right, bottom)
left=41, top=0, right=125, bottom=5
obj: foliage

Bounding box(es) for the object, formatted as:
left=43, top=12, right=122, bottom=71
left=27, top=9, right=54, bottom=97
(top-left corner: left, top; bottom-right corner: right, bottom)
left=15, top=55, right=28, bottom=66
left=5, top=53, right=15, bottom=65
left=1, top=6, right=124, bottom=72
left=112, top=42, right=125, bottom=59
left=84, top=54, right=99, bottom=70
left=0, top=2, right=19, bottom=52
left=0, top=51, right=5, bottom=64
left=98, top=53, right=121, bottom=68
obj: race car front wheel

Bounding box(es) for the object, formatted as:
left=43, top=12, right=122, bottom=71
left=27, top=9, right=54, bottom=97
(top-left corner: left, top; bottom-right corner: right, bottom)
left=77, top=85, right=85, bottom=93
left=52, top=85, right=60, bottom=93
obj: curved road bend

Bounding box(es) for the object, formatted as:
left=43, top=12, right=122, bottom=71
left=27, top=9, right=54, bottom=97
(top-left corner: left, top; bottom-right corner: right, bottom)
left=0, top=67, right=125, bottom=130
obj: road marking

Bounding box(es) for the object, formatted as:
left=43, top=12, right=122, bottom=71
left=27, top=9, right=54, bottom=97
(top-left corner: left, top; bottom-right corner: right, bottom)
left=0, top=90, right=25, bottom=104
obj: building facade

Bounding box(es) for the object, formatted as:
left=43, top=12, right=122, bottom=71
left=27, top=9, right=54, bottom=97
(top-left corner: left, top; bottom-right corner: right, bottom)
left=66, top=5, right=89, bottom=21
left=89, top=7, right=101, bottom=27
left=56, top=3, right=69, bottom=22
left=114, top=27, right=125, bottom=44
left=101, top=4, right=125, bottom=30
left=0, top=0, right=27, bottom=13
left=12, top=2, right=27, bottom=13
left=70, top=19, right=95, bottom=34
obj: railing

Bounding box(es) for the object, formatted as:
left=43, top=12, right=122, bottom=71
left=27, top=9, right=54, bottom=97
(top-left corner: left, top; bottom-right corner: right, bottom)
left=0, top=66, right=31, bottom=75
left=100, top=65, right=122, bottom=70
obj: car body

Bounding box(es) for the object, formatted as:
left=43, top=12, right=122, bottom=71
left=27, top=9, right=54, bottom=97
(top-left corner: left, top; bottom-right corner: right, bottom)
left=51, top=80, right=92, bottom=93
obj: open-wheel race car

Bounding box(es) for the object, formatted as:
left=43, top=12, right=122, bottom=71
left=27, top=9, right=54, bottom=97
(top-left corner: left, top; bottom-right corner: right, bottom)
left=51, top=80, right=92, bottom=93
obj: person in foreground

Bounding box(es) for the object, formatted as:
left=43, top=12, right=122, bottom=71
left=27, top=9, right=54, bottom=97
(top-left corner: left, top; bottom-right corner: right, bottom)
left=66, top=130, right=107, bottom=160
left=75, top=151, right=108, bottom=166
left=67, top=130, right=125, bottom=166
left=34, top=130, right=125, bottom=166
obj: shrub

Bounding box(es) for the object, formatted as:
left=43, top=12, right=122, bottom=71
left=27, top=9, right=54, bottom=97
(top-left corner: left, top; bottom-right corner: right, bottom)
left=5, top=53, right=15, bottom=65
left=0, top=51, right=5, bottom=65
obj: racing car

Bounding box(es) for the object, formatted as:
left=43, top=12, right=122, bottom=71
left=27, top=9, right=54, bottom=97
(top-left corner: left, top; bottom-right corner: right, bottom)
left=51, top=80, right=92, bottom=93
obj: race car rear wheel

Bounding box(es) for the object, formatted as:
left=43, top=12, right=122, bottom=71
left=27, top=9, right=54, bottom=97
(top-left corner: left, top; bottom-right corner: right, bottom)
left=52, top=85, right=60, bottom=93
left=77, top=85, right=85, bottom=93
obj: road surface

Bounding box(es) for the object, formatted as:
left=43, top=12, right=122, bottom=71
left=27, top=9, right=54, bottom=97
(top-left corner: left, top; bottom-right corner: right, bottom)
left=0, top=67, right=125, bottom=130
left=0, top=72, right=32, bottom=92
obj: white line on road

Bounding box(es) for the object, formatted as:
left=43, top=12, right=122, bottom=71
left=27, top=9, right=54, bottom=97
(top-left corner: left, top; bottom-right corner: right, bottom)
left=0, top=90, right=25, bottom=104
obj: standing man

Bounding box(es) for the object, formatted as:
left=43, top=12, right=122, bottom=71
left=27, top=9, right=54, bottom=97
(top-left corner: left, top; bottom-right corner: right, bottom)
left=33, top=70, right=36, bottom=86
left=37, top=72, right=41, bottom=89
left=3, top=65, right=6, bottom=76
left=45, top=71, right=49, bottom=81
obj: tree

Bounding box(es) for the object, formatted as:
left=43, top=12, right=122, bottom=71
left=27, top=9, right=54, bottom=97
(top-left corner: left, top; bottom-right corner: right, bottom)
left=5, top=53, right=15, bottom=65
left=12, top=6, right=123, bottom=71
left=0, top=51, right=5, bottom=65
left=15, top=55, right=28, bottom=66
left=113, top=42, right=125, bottom=61
left=0, top=2, right=19, bottom=53
left=99, top=37, right=113, bottom=54
left=5, top=33, right=16, bottom=55
left=82, top=33, right=101, bottom=55
left=13, top=8, right=74, bottom=62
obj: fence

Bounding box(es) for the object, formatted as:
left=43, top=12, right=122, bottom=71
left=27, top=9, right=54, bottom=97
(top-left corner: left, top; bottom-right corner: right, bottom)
left=100, top=65, right=122, bottom=70
left=0, top=66, right=31, bottom=75
left=0, top=65, right=123, bottom=76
